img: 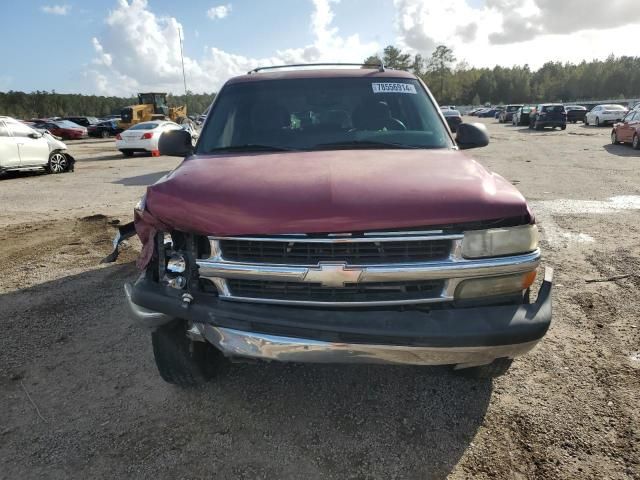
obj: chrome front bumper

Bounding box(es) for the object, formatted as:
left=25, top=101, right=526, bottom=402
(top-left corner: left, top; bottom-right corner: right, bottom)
left=124, top=269, right=552, bottom=367
left=198, top=325, right=540, bottom=368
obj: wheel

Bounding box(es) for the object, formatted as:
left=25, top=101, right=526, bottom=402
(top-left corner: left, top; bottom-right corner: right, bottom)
left=47, top=151, right=67, bottom=174
left=561, top=125, right=566, bottom=131
left=100, top=129, right=110, bottom=138
left=121, top=150, right=134, bottom=158
left=596, top=117, right=600, bottom=127
left=535, top=121, right=543, bottom=131
left=611, top=130, right=619, bottom=144
left=456, top=358, right=514, bottom=379
left=585, top=117, right=589, bottom=126
left=633, top=134, right=640, bottom=150
left=151, top=319, right=226, bottom=387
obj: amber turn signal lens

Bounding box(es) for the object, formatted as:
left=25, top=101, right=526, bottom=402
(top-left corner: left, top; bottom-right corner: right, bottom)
left=521, top=270, right=537, bottom=290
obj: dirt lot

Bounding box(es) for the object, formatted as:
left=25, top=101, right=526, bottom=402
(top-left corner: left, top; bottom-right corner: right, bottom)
left=1, top=122, right=639, bottom=479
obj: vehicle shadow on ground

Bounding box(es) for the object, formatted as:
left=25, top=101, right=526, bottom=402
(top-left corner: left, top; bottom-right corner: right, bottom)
left=112, top=170, right=171, bottom=186
left=0, top=261, right=493, bottom=479
left=603, top=144, right=640, bottom=157
left=0, top=170, right=48, bottom=181
left=82, top=153, right=128, bottom=162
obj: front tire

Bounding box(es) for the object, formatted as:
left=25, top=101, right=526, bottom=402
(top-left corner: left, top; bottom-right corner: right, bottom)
left=101, top=130, right=110, bottom=138
left=611, top=130, right=619, bottom=144
left=47, top=151, right=67, bottom=174
left=152, top=319, right=226, bottom=387
left=633, top=134, right=640, bottom=150
left=596, top=117, right=601, bottom=127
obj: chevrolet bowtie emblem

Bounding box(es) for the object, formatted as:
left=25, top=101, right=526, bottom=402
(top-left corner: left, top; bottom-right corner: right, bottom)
left=303, top=263, right=363, bottom=287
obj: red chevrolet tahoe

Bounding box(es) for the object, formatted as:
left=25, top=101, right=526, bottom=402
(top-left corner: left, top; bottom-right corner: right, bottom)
left=116, top=65, right=552, bottom=386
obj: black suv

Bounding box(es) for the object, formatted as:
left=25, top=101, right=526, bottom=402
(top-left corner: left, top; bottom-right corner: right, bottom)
left=529, top=104, right=567, bottom=130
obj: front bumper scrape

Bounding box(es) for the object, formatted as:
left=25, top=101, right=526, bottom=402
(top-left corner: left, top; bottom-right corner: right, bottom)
left=125, top=268, right=553, bottom=367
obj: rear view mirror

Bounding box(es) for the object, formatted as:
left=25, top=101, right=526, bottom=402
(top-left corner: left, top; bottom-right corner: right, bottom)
left=456, top=123, right=490, bottom=150
left=159, top=129, right=193, bottom=157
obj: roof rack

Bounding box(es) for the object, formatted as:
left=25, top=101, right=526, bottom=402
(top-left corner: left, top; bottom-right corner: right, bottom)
left=247, top=62, right=386, bottom=75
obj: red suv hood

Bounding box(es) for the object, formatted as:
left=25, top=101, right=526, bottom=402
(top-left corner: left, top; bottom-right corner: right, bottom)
left=144, top=149, right=529, bottom=236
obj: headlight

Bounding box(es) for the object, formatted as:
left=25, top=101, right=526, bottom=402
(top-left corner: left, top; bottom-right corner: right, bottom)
left=462, top=225, right=538, bottom=259
left=456, top=271, right=537, bottom=299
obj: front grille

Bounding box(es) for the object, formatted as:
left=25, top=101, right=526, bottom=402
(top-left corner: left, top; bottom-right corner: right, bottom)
left=226, top=279, right=445, bottom=303
left=219, top=239, right=451, bottom=265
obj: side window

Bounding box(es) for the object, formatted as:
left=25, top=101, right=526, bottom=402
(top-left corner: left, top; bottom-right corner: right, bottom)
left=0, top=122, right=9, bottom=137
left=7, top=121, right=36, bottom=138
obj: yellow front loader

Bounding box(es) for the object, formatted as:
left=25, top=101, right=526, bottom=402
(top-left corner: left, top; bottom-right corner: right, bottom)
left=118, top=92, right=187, bottom=130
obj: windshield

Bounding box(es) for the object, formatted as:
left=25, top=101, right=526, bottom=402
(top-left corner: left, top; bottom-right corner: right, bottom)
left=54, top=120, right=82, bottom=128
left=197, top=77, right=452, bottom=153
left=543, top=105, right=565, bottom=113
left=129, top=122, right=159, bottom=130
left=507, top=105, right=522, bottom=112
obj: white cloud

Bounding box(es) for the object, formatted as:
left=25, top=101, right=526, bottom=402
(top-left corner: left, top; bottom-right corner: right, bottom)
left=87, top=0, right=377, bottom=95
left=41, top=4, right=71, bottom=15
left=393, top=0, right=640, bottom=69
left=206, top=4, right=231, bottom=20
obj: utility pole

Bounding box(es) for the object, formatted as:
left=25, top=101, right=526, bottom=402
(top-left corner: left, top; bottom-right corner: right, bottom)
left=178, top=26, right=188, bottom=109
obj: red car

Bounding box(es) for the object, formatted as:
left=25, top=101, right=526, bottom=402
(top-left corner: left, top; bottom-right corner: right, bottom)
left=611, top=110, right=640, bottom=149
left=32, top=119, right=87, bottom=140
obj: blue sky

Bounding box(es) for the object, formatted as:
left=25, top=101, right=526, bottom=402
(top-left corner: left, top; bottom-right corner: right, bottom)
left=2, top=0, right=640, bottom=95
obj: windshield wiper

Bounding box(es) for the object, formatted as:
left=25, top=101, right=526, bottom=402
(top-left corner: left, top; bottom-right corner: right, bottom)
left=312, top=140, right=422, bottom=150
left=204, top=144, right=299, bottom=153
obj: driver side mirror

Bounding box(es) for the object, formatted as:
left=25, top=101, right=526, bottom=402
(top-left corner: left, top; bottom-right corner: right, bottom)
left=456, top=122, right=489, bottom=150
left=28, top=132, right=42, bottom=139
left=159, top=129, right=193, bottom=157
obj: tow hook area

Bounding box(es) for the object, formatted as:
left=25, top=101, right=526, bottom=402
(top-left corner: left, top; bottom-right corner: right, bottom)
left=181, top=293, right=194, bottom=309
left=124, top=282, right=172, bottom=329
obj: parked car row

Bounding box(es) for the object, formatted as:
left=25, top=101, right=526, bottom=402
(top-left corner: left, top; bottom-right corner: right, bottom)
left=470, top=101, right=639, bottom=150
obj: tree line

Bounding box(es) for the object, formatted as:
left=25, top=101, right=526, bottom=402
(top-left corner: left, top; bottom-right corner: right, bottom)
left=3, top=49, right=640, bottom=116
left=0, top=91, right=216, bottom=119
left=365, top=46, right=640, bottom=105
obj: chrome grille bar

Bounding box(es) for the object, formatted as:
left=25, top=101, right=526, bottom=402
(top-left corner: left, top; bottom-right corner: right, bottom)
left=196, top=232, right=540, bottom=307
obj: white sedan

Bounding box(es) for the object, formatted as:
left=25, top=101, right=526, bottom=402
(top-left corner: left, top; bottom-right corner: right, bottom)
left=0, top=116, right=74, bottom=174
left=585, top=104, right=628, bottom=127
left=116, top=121, right=184, bottom=157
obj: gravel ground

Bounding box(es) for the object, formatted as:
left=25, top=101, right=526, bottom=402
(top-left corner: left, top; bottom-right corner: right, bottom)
left=1, top=122, right=639, bottom=479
